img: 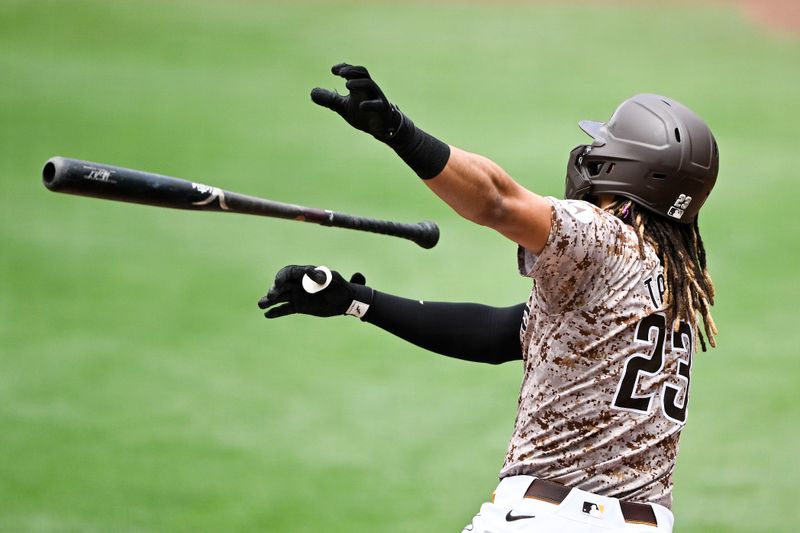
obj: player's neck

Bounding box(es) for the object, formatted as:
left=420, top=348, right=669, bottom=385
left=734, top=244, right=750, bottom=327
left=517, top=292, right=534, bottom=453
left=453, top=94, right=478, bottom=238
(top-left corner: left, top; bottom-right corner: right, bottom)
left=596, top=194, right=615, bottom=209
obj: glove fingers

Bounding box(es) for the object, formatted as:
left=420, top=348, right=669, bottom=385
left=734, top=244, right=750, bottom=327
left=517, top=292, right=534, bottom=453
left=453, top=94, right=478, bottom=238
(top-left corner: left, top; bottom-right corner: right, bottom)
left=258, top=285, right=284, bottom=308
left=347, top=78, right=388, bottom=103
left=258, top=284, right=294, bottom=309
left=257, top=294, right=271, bottom=309
left=332, top=63, right=370, bottom=80
left=264, top=303, right=296, bottom=319
left=310, top=88, right=345, bottom=112
left=349, top=272, right=366, bottom=285
left=345, top=78, right=378, bottom=91
left=259, top=265, right=311, bottom=308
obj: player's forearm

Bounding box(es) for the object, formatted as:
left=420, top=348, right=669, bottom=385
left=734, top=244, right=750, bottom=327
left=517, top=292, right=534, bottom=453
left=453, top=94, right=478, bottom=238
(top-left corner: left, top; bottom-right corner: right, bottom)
left=424, top=147, right=517, bottom=227
left=423, top=147, right=552, bottom=253
left=362, top=291, right=525, bottom=364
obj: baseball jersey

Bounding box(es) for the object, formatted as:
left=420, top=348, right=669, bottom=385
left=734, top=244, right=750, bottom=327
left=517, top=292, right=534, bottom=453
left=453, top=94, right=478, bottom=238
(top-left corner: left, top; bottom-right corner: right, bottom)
left=500, top=197, right=695, bottom=509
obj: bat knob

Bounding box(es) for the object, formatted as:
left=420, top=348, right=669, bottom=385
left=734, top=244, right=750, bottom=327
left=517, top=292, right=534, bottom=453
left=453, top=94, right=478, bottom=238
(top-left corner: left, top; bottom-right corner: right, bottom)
left=415, top=220, right=440, bottom=249
left=302, top=266, right=333, bottom=294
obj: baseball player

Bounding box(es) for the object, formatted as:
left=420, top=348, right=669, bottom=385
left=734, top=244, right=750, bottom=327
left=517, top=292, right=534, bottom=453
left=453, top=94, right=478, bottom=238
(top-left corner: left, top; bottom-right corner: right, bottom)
left=258, top=64, right=719, bottom=532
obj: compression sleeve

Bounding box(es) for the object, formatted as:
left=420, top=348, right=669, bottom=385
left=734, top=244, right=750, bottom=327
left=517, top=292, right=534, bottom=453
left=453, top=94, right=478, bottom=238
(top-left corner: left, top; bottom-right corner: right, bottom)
left=361, top=290, right=525, bottom=364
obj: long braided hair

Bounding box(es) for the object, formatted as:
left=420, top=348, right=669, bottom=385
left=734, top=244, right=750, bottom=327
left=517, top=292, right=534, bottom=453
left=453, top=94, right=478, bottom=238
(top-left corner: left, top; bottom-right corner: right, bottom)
left=604, top=198, right=718, bottom=351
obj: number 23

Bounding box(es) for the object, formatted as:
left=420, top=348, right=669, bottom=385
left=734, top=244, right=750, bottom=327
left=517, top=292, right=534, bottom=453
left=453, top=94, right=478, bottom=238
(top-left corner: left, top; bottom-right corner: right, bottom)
left=612, top=313, right=693, bottom=424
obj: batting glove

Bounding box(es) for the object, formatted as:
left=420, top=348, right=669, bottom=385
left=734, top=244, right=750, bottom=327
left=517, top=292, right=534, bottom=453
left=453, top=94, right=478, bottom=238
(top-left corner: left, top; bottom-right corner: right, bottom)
left=310, top=63, right=404, bottom=143
left=311, top=63, right=450, bottom=180
left=258, top=265, right=372, bottom=319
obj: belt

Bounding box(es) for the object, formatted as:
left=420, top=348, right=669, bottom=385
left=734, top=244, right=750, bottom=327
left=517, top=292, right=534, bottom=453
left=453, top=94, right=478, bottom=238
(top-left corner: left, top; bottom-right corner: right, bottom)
left=523, top=478, right=658, bottom=527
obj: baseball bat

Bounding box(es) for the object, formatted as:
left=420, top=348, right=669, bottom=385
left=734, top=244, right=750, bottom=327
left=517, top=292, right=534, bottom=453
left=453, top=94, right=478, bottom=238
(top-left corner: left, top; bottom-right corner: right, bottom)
left=42, top=157, right=439, bottom=249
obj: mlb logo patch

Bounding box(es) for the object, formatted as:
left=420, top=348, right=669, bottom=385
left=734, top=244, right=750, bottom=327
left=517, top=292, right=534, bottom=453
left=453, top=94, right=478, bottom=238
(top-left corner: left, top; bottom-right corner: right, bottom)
left=667, top=194, right=693, bottom=220
left=582, top=501, right=605, bottom=519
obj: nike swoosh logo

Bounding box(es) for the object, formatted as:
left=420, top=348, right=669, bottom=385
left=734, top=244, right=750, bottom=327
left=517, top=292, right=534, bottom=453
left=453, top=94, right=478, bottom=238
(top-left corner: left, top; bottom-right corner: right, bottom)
left=506, top=511, right=536, bottom=522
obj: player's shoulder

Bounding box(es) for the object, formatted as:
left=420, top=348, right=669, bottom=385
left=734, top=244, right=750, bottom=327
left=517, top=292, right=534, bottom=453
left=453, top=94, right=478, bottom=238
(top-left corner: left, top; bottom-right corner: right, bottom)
left=541, top=196, right=648, bottom=263
left=545, top=197, right=625, bottom=232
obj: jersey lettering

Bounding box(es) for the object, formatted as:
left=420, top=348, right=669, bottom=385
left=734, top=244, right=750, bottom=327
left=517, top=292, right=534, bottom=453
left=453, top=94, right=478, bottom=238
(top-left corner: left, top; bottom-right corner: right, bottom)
left=643, top=273, right=666, bottom=309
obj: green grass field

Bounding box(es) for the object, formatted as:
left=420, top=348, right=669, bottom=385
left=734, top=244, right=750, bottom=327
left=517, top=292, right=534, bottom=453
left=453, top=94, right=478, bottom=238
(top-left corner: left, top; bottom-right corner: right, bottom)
left=1, top=1, right=799, bottom=531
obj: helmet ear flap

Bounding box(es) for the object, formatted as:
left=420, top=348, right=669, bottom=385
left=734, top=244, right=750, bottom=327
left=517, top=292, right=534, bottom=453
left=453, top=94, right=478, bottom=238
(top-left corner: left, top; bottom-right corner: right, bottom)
left=565, top=145, right=592, bottom=200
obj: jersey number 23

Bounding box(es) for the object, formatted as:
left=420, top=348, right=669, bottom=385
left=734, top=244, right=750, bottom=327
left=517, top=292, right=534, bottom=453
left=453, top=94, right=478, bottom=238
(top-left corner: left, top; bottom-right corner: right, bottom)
left=612, top=313, right=693, bottom=424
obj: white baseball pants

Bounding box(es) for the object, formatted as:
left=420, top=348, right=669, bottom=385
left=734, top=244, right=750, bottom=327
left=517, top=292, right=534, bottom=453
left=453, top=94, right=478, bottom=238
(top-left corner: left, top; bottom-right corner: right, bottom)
left=462, top=476, right=674, bottom=533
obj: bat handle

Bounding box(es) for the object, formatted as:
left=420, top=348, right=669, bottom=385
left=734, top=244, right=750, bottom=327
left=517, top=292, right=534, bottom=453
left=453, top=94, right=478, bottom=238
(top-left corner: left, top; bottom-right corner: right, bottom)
left=326, top=212, right=440, bottom=249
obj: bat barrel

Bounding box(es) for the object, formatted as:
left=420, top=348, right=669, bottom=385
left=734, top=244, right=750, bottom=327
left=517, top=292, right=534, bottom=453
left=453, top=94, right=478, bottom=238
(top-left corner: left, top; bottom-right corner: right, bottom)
left=44, top=156, right=119, bottom=193
left=42, top=156, right=226, bottom=211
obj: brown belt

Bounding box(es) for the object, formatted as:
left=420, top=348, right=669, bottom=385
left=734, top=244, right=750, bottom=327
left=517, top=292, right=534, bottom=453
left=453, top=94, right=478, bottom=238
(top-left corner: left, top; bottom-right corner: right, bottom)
left=523, top=479, right=658, bottom=527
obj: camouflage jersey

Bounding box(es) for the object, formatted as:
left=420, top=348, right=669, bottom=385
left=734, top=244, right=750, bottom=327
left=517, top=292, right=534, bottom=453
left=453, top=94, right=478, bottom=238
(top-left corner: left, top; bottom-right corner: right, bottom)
left=500, top=197, right=695, bottom=509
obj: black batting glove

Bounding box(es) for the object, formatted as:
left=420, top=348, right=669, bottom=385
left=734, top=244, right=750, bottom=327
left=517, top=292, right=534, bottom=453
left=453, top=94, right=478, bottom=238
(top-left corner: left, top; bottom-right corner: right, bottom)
left=310, top=63, right=404, bottom=144
left=257, top=265, right=372, bottom=319
left=311, top=63, right=451, bottom=180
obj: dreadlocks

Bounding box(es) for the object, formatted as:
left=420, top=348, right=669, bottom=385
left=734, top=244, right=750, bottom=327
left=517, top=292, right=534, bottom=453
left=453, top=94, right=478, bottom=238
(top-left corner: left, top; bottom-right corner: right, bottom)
left=605, top=198, right=718, bottom=351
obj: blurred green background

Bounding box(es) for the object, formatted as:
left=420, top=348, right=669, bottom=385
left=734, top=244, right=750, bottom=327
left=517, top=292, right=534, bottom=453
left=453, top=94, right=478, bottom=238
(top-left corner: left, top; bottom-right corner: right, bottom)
left=1, top=0, right=798, bottom=531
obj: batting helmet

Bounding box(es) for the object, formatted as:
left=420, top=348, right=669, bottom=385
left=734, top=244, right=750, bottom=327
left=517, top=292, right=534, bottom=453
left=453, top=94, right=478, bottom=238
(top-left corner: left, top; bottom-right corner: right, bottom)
left=565, top=94, right=718, bottom=223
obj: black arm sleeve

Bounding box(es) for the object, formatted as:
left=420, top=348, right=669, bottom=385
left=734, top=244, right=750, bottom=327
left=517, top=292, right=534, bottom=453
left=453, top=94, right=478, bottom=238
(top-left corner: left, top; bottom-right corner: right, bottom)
left=361, top=290, right=526, bottom=364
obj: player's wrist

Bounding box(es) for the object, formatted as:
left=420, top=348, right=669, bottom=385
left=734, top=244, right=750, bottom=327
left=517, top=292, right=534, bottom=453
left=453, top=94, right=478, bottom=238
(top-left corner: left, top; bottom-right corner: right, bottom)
left=345, top=283, right=374, bottom=319
left=382, top=109, right=451, bottom=180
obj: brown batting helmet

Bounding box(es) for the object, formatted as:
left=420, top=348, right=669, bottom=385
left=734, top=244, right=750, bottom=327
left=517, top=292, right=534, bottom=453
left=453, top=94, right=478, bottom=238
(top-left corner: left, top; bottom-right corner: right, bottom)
left=565, top=94, right=719, bottom=223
